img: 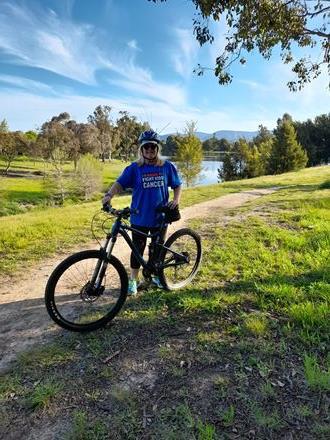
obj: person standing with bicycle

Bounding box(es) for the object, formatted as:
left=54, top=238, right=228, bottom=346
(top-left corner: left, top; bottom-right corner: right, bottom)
left=102, top=130, right=182, bottom=295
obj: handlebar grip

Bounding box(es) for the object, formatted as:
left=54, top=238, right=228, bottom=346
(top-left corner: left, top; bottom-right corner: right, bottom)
left=102, top=203, right=111, bottom=213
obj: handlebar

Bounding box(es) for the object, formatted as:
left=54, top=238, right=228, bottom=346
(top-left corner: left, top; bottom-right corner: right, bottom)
left=102, top=204, right=138, bottom=218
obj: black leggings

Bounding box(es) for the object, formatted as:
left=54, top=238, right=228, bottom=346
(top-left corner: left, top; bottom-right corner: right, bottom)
left=130, top=225, right=167, bottom=269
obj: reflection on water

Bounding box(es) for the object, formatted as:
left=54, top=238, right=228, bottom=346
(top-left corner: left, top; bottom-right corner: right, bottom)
left=164, top=156, right=223, bottom=187
left=196, top=158, right=223, bottom=186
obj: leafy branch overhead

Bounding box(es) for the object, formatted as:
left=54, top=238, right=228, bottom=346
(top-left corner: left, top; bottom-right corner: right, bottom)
left=149, top=0, right=330, bottom=90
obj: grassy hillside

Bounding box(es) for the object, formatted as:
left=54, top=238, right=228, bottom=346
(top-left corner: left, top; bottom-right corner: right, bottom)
left=0, top=165, right=329, bottom=276
left=1, top=167, right=329, bottom=439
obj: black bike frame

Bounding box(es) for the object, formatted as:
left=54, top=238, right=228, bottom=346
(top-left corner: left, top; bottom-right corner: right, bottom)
left=91, top=214, right=188, bottom=288
left=106, top=217, right=167, bottom=271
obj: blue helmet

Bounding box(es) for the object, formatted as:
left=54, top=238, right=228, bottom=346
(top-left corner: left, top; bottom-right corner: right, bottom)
left=138, top=130, right=161, bottom=146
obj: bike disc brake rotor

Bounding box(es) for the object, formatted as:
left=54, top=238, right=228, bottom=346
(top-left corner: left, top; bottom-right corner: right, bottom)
left=80, top=281, right=105, bottom=302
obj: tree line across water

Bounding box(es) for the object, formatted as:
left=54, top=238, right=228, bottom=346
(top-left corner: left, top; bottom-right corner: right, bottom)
left=164, top=113, right=330, bottom=183
left=0, top=106, right=329, bottom=199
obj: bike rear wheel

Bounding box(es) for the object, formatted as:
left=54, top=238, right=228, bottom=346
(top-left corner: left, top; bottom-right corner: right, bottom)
left=45, top=250, right=128, bottom=332
left=159, top=228, right=202, bottom=290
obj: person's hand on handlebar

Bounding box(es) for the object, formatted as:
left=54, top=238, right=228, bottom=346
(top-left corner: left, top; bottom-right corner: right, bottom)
left=102, top=193, right=112, bottom=206
left=167, top=199, right=179, bottom=209
left=102, top=203, right=112, bottom=213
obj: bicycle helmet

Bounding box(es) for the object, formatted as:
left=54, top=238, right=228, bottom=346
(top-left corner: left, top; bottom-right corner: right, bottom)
left=138, top=130, right=161, bottom=147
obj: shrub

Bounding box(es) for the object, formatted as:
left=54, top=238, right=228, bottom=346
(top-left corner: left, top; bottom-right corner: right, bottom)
left=74, top=154, right=103, bottom=200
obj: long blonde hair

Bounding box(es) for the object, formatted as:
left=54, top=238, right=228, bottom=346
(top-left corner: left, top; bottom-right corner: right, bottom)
left=136, top=144, right=164, bottom=167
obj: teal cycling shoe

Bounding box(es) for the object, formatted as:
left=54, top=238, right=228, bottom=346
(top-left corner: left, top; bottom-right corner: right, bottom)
left=128, top=279, right=137, bottom=296
left=151, top=276, right=163, bottom=289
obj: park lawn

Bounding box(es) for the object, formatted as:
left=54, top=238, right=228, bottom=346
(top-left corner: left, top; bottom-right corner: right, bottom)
left=0, top=157, right=129, bottom=216
left=0, top=155, right=51, bottom=173
left=1, top=174, right=329, bottom=439
left=0, top=165, right=329, bottom=276
left=223, top=164, right=330, bottom=189
left=0, top=155, right=128, bottom=177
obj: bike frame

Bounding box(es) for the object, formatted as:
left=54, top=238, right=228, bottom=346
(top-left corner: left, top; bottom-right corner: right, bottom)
left=91, top=214, right=188, bottom=289
left=106, top=217, right=166, bottom=271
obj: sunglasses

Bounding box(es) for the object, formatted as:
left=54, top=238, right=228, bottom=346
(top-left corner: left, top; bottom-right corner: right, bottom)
left=142, top=143, right=158, bottom=151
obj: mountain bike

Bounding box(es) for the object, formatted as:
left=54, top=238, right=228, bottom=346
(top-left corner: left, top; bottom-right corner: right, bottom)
left=45, top=205, right=202, bottom=332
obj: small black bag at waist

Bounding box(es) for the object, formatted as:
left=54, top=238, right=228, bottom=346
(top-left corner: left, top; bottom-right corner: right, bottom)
left=157, top=205, right=181, bottom=223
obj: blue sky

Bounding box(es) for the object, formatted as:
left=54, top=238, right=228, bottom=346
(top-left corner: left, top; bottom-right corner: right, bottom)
left=0, top=0, right=329, bottom=133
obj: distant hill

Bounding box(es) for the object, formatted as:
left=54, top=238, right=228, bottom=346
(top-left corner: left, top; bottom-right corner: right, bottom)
left=159, top=130, right=258, bottom=142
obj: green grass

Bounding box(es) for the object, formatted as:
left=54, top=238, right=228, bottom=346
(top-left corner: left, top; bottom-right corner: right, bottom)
left=0, top=375, right=25, bottom=401
left=0, top=157, right=128, bottom=216
left=0, top=197, right=130, bottom=274
left=1, top=164, right=329, bottom=276
left=18, top=343, right=76, bottom=369
left=251, top=405, right=285, bottom=430
left=303, top=354, right=330, bottom=391
left=28, top=380, right=63, bottom=410
left=220, top=405, right=235, bottom=427
left=1, top=164, right=330, bottom=439
left=1, top=158, right=328, bottom=217
left=0, top=155, right=127, bottom=179
left=243, top=313, right=268, bottom=336
left=67, top=411, right=108, bottom=440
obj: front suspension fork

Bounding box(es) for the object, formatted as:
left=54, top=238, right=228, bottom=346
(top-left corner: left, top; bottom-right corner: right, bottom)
left=91, top=234, right=117, bottom=289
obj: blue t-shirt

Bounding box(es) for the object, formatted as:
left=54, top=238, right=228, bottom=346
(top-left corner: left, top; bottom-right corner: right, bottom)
left=117, top=160, right=182, bottom=227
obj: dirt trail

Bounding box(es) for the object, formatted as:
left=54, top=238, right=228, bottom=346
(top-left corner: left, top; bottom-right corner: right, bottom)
left=0, top=188, right=276, bottom=373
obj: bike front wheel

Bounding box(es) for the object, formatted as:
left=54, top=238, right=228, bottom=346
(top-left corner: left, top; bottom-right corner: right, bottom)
left=45, top=250, right=128, bottom=332
left=159, top=228, right=202, bottom=290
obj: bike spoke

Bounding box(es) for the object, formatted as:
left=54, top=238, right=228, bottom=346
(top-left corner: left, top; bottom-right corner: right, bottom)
left=54, top=257, right=122, bottom=325
left=161, top=230, right=201, bottom=289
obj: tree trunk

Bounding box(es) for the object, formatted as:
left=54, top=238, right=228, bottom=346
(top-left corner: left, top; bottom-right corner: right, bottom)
left=4, top=159, right=12, bottom=175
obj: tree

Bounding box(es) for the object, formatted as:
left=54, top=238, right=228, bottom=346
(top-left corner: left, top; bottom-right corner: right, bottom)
left=74, top=154, right=103, bottom=200
left=150, top=0, right=330, bottom=90
left=218, top=141, right=243, bottom=181
left=88, top=105, right=116, bottom=161
left=115, top=111, right=149, bottom=161
left=269, top=118, right=308, bottom=173
left=0, top=119, right=9, bottom=133
left=217, top=138, right=231, bottom=152
left=65, top=120, right=100, bottom=168
left=258, top=138, right=274, bottom=175
left=164, top=134, right=180, bottom=156
left=37, top=112, right=76, bottom=204
left=313, top=114, right=330, bottom=164
left=15, top=130, right=38, bottom=157
left=203, top=135, right=218, bottom=152
left=253, top=125, right=273, bottom=146
left=174, top=122, right=203, bottom=186
left=203, top=136, right=231, bottom=153
left=218, top=136, right=273, bottom=181
left=0, top=131, right=27, bottom=175
left=295, top=113, right=330, bottom=165
left=0, top=132, right=17, bottom=174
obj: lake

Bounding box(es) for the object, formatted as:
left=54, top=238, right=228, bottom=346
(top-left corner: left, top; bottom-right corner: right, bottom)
left=195, top=157, right=223, bottom=186
left=164, top=156, right=223, bottom=186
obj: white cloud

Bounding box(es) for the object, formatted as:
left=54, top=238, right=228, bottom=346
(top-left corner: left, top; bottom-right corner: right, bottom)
left=238, top=79, right=269, bottom=92
left=102, top=55, right=187, bottom=107
left=0, top=2, right=101, bottom=84
left=171, top=28, right=199, bottom=78
left=0, top=88, right=271, bottom=133
left=0, top=2, right=187, bottom=109
left=127, top=40, right=140, bottom=51
left=0, top=75, right=55, bottom=93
